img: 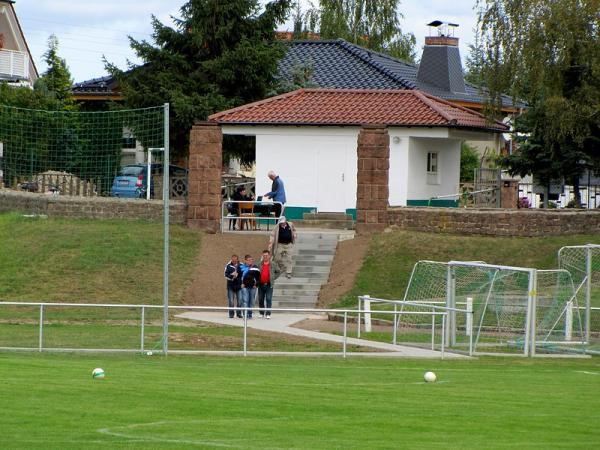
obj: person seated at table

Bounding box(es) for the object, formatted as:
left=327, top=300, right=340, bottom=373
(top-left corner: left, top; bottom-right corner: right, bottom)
left=232, top=186, right=254, bottom=230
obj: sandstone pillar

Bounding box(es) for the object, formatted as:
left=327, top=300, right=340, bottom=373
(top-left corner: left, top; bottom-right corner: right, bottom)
left=501, top=179, right=519, bottom=209
left=187, top=122, right=222, bottom=232
left=356, top=126, right=389, bottom=234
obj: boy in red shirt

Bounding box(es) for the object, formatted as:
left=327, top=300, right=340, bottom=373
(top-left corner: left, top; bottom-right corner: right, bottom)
left=257, top=249, right=277, bottom=318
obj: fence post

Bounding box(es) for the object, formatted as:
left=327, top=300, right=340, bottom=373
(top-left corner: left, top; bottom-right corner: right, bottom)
left=364, top=295, right=371, bottom=333
left=467, top=297, right=474, bottom=357
left=585, top=246, right=592, bottom=344
left=343, top=311, right=348, bottom=359
left=357, top=296, right=361, bottom=339
left=140, top=306, right=145, bottom=352
left=392, top=303, right=398, bottom=345
left=243, top=311, right=248, bottom=357
left=38, top=304, right=44, bottom=352
left=431, top=314, right=435, bottom=350
left=441, top=314, right=446, bottom=360
left=466, top=297, right=473, bottom=336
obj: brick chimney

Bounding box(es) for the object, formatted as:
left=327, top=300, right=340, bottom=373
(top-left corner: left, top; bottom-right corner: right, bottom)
left=417, top=21, right=466, bottom=93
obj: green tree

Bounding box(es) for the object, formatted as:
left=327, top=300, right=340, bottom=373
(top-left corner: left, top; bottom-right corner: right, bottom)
left=304, top=0, right=416, bottom=62
left=460, top=142, right=480, bottom=182
left=464, top=28, right=484, bottom=85
left=107, top=0, right=292, bottom=158
left=476, top=0, right=600, bottom=206
left=41, top=35, right=74, bottom=105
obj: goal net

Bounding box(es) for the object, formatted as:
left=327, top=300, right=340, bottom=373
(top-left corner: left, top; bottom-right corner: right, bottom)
left=558, top=245, right=600, bottom=352
left=402, top=260, right=582, bottom=356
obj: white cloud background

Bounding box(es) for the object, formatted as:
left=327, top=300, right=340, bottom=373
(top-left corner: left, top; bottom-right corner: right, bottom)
left=13, top=0, right=478, bottom=82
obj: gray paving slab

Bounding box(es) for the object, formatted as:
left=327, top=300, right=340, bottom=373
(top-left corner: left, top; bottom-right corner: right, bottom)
left=177, top=311, right=466, bottom=358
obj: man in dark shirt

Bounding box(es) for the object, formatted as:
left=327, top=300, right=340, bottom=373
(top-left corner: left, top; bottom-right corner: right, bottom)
left=224, top=254, right=242, bottom=318
left=269, top=216, right=297, bottom=279
left=240, top=254, right=261, bottom=318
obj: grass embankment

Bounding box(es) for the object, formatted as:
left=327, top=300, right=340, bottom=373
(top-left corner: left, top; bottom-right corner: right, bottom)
left=0, top=212, right=200, bottom=304
left=0, top=213, right=355, bottom=352
left=1, top=353, right=599, bottom=449
left=335, top=231, right=599, bottom=308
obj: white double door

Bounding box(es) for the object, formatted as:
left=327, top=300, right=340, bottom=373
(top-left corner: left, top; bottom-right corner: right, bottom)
left=315, top=137, right=356, bottom=213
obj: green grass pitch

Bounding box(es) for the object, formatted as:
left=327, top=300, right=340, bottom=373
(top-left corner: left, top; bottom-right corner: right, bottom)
left=1, top=353, right=599, bottom=449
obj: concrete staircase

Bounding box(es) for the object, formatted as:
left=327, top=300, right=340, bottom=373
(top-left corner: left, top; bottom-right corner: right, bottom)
left=296, top=212, right=355, bottom=230
left=272, top=230, right=351, bottom=310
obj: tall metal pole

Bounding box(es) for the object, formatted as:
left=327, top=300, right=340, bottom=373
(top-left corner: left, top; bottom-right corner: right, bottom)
left=585, top=246, right=592, bottom=344
left=162, top=103, right=170, bottom=355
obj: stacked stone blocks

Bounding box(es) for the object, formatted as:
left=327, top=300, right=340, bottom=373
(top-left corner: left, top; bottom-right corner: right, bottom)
left=187, top=122, right=223, bottom=232
left=356, top=126, right=390, bottom=234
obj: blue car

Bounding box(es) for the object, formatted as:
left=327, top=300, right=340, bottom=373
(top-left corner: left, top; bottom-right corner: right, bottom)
left=110, top=165, right=150, bottom=198
left=110, top=164, right=188, bottom=199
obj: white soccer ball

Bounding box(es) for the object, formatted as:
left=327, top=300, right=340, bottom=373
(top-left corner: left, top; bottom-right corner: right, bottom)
left=146, top=351, right=153, bottom=356
left=424, top=371, right=437, bottom=383
left=92, top=368, right=105, bottom=379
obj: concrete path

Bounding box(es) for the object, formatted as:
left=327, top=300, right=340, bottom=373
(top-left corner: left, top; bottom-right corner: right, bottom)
left=177, top=311, right=466, bottom=358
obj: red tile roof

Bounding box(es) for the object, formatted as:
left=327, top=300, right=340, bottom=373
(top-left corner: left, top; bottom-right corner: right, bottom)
left=209, top=89, right=508, bottom=132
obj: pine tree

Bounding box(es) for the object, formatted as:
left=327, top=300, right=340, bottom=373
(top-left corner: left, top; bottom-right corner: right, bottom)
left=41, top=35, right=74, bottom=104
left=107, top=0, right=292, bottom=158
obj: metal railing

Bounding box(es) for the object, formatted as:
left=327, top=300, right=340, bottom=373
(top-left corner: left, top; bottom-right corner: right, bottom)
left=428, top=187, right=498, bottom=208
left=0, top=301, right=450, bottom=359
left=221, top=200, right=284, bottom=233
left=358, top=295, right=471, bottom=356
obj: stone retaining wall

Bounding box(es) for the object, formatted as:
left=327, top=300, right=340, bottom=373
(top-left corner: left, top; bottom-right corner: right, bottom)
left=388, top=207, right=600, bottom=236
left=0, top=189, right=187, bottom=223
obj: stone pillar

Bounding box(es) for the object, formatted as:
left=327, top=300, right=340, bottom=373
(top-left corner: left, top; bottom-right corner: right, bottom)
left=187, top=122, right=222, bottom=232
left=356, top=126, right=389, bottom=234
left=501, top=179, right=519, bottom=209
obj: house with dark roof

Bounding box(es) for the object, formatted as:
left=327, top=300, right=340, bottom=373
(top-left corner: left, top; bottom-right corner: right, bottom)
left=209, top=88, right=508, bottom=217
left=72, top=22, right=517, bottom=114
left=0, top=0, right=38, bottom=86
left=279, top=38, right=517, bottom=113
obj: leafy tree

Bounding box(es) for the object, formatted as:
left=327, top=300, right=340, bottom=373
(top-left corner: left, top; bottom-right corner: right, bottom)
left=41, top=35, right=74, bottom=105
left=460, top=142, right=481, bottom=182
left=304, top=0, right=416, bottom=62
left=476, top=0, right=600, bottom=206
left=107, top=0, right=293, bottom=159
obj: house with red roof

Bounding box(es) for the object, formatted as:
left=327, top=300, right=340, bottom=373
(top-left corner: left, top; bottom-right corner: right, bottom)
left=0, top=0, right=38, bottom=87
left=210, top=88, right=508, bottom=218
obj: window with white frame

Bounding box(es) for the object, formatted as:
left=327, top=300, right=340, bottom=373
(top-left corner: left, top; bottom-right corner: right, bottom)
left=427, top=152, right=438, bottom=173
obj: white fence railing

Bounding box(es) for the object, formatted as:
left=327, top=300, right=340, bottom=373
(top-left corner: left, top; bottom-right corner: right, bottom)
left=358, top=296, right=472, bottom=356
left=0, top=49, right=29, bottom=80
left=0, top=302, right=450, bottom=358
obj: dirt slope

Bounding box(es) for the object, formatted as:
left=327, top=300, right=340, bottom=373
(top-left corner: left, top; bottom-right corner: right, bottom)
left=317, top=235, right=370, bottom=307
left=182, top=233, right=269, bottom=306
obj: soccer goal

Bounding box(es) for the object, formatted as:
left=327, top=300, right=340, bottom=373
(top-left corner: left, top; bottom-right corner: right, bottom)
left=558, top=244, right=600, bottom=352
left=401, top=260, right=583, bottom=356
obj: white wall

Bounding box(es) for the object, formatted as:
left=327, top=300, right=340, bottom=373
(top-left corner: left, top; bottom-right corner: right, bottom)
left=388, top=131, right=409, bottom=206
left=406, top=137, right=461, bottom=202
left=249, top=127, right=359, bottom=212
left=222, top=125, right=491, bottom=210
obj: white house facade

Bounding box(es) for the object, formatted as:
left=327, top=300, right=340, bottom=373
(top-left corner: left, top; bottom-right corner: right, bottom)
left=0, top=0, right=38, bottom=86
left=211, top=89, right=507, bottom=220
